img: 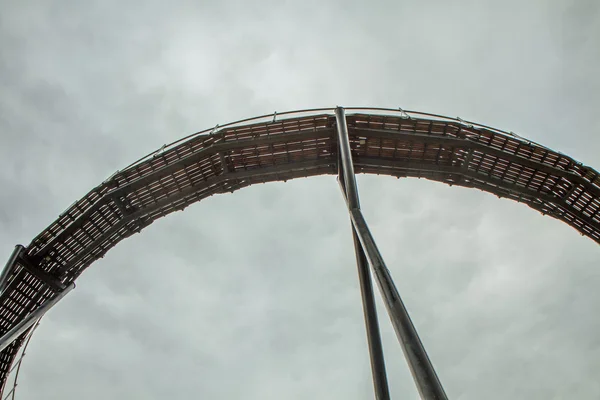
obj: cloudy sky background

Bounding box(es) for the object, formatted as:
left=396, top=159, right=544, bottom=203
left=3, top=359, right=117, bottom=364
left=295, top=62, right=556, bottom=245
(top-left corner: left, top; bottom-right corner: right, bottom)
left=1, top=0, right=599, bottom=398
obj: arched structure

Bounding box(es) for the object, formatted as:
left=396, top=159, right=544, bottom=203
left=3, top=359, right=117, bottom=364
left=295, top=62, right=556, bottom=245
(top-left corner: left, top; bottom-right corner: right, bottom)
left=1, top=107, right=599, bottom=398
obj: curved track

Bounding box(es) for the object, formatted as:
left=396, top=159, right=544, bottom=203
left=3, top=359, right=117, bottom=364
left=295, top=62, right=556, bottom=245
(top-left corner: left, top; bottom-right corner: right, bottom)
left=1, top=107, right=599, bottom=395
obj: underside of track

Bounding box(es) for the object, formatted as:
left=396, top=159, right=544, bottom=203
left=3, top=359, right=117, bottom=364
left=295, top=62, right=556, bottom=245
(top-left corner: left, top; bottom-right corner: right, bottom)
left=1, top=108, right=599, bottom=396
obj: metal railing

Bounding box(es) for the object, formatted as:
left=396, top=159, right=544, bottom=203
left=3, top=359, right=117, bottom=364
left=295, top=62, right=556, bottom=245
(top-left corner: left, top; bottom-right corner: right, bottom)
left=110, top=106, right=550, bottom=183
left=1, top=106, right=597, bottom=399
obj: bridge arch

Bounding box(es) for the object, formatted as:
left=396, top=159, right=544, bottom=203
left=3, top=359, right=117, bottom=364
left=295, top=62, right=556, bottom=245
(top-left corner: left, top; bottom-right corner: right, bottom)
left=0, top=107, right=598, bottom=395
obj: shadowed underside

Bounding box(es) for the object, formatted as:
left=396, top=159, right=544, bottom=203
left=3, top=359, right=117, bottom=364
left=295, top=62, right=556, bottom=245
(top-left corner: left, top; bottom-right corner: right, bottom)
left=0, top=108, right=599, bottom=395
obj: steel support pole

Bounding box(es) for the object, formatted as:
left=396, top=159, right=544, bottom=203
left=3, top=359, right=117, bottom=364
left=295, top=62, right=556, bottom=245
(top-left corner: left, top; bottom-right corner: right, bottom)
left=335, top=107, right=448, bottom=400
left=348, top=208, right=448, bottom=400
left=335, top=107, right=390, bottom=400
left=0, top=283, right=75, bottom=353
left=0, top=246, right=25, bottom=295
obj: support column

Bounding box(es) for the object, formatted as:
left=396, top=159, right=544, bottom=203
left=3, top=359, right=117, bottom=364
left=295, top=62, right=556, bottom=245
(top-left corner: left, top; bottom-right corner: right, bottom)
left=336, top=108, right=390, bottom=400
left=348, top=208, right=448, bottom=400
left=0, top=246, right=24, bottom=294
left=335, top=107, right=448, bottom=400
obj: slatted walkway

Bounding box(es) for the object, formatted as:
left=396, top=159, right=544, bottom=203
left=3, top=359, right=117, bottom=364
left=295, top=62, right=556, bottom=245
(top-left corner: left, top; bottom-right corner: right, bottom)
left=1, top=108, right=598, bottom=396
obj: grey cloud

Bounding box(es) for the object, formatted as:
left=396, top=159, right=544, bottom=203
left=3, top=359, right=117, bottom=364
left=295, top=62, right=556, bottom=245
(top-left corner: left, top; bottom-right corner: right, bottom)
left=0, top=0, right=599, bottom=399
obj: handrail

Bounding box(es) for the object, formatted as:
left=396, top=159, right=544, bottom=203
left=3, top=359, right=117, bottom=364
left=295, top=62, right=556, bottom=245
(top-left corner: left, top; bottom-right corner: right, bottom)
left=109, top=106, right=550, bottom=182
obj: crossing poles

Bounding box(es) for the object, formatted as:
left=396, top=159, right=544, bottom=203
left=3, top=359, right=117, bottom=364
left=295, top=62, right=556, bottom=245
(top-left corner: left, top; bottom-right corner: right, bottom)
left=336, top=110, right=391, bottom=400
left=335, top=107, right=448, bottom=400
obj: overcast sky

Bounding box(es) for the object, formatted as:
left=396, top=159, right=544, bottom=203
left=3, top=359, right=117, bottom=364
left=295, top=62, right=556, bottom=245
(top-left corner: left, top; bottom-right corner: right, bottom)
left=1, top=0, right=599, bottom=399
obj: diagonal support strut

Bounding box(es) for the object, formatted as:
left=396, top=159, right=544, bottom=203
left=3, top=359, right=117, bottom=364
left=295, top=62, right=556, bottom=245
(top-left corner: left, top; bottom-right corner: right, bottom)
left=335, top=107, right=448, bottom=400
left=0, top=283, right=75, bottom=353
left=336, top=107, right=391, bottom=400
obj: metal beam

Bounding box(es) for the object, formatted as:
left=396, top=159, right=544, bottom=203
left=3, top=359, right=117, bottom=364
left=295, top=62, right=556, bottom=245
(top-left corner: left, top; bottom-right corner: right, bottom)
left=336, top=108, right=361, bottom=210
left=219, top=152, right=229, bottom=174
left=354, top=157, right=600, bottom=232
left=348, top=207, right=448, bottom=400
left=17, top=255, right=66, bottom=292
left=0, top=283, right=75, bottom=353
left=109, top=194, right=131, bottom=217
left=108, top=128, right=335, bottom=198
left=335, top=107, right=390, bottom=400
left=55, top=159, right=337, bottom=276
left=337, top=107, right=448, bottom=399
left=0, top=246, right=24, bottom=294
left=32, top=129, right=336, bottom=260
left=353, top=127, right=600, bottom=198
left=61, top=165, right=340, bottom=280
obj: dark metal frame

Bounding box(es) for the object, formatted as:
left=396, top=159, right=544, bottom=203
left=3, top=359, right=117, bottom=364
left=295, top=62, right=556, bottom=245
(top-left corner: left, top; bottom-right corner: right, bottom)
left=0, top=284, right=74, bottom=354
left=336, top=107, right=447, bottom=399
left=1, top=107, right=599, bottom=398
left=336, top=108, right=391, bottom=400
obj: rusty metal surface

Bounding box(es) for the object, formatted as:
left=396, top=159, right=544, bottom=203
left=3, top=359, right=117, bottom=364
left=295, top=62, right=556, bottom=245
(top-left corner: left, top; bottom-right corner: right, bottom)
left=0, top=108, right=598, bottom=395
